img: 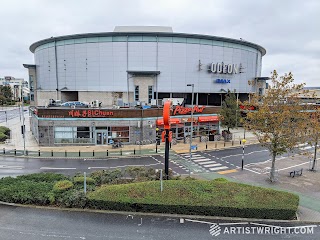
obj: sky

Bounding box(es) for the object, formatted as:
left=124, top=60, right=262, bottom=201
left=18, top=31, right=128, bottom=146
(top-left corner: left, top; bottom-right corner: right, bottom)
left=1, top=0, right=319, bottom=86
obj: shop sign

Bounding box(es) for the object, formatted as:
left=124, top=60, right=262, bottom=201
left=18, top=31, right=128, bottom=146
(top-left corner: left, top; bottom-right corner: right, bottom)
left=68, top=109, right=114, bottom=118
left=215, top=79, right=231, bottom=84
left=209, top=62, right=240, bottom=74
left=173, top=105, right=205, bottom=115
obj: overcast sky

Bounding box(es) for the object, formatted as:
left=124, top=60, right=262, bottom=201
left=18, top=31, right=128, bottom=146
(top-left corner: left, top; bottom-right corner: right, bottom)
left=1, top=0, right=319, bottom=86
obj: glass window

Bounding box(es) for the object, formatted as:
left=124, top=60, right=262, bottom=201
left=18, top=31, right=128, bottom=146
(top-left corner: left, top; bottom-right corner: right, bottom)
left=187, top=38, right=200, bottom=44
left=135, top=86, right=139, bottom=101
left=111, top=126, right=130, bottom=143
left=54, top=126, right=94, bottom=144
left=128, top=36, right=143, bottom=42
left=158, top=37, right=172, bottom=42
left=148, top=86, right=153, bottom=104
left=143, top=36, right=157, bottom=42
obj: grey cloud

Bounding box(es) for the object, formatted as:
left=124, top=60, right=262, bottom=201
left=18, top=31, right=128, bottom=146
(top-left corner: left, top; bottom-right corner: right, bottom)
left=0, top=0, right=319, bottom=86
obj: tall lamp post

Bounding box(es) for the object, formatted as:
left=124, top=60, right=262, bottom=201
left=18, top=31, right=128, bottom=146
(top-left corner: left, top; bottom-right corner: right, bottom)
left=187, top=84, right=194, bottom=175
left=21, top=88, right=26, bottom=155
left=241, top=139, right=246, bottom=170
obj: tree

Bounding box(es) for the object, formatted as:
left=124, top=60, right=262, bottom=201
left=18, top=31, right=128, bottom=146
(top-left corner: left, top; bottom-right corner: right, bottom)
left=0, top=86, right=12, bottom=99
left=305, top=107, right=320, bottom=171
left=219, top=90, right=241, bottom=132
left=243, top=70, right=307, bottom=182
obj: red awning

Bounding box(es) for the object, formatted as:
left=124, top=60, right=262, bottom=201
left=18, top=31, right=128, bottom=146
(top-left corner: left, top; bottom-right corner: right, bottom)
left=156, top=118, right=181, bottom=125
left=198, top=116, right=219, bottom=122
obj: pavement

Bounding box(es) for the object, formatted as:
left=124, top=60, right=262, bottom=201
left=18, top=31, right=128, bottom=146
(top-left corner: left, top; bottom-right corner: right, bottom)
left=1, top=106, right=320, bottom=222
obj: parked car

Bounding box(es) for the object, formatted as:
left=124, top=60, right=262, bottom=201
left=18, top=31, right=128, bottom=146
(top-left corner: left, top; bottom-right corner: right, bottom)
left=60, top=101, right=89, bottom=108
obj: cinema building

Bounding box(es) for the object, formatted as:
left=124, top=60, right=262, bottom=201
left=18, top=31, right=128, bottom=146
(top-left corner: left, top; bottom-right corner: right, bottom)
left=24, top=26, right=266, bottom=146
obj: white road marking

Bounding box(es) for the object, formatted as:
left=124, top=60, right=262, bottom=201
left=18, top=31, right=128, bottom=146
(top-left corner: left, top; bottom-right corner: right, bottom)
left=0, top=165, right=24, bottom=169
left=209, top=166, right=228, bottom=171
left=277, top=162, right=309, bottom=171
left=40, top=167, right=77, bottom=170
left=193, top=158, right=213, bottom=162
left=203, top=163, right=222, bottom=168
left=198, top=161, right=217, bottom=165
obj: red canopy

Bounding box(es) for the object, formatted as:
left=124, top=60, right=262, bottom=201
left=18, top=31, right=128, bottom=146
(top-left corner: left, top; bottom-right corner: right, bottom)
left=156, top=118, right=181, bottom=125
left=198, top=116, right=219, bottom=122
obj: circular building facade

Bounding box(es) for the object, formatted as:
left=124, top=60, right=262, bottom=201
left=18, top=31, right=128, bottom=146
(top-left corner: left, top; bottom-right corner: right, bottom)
left=26, top=26, right=266, bottom=107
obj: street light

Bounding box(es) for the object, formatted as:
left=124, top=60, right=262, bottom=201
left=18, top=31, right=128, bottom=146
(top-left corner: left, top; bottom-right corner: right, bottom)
left=21, top=88, right=26, bottom=155
left=241, top=139, right=247, bottom=170
left=187, top=84, right=194, bottom=175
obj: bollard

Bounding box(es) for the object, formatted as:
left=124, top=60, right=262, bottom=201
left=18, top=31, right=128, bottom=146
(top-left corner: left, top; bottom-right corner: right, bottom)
left=14, top=149, right=16, bottom=155
left=224, top=142, right=226, bottom=147
left=215, top=143, right=217, bottom=148
left=93, top=150, right=95, bottom=157
left=134, top=149, right=136, bottom=155
left=107, top=150, right=109, bottom=156
left=51, top=150, right=53, bottom=157
left=79, top=150, right=81, bottom=157
left=65, top=150, right=67, bottom=157
left=3, top=148, right=5, bottom=154
left=206, top=143, right=208, bottom=149
left=38, top=150, right=40, bottom=156
left=26, top=150, right=28, bottom=156
left=120, top=149, right=122, bottom=155
left=232, top=140, right=234, bottom=146
left=156, top=144, right=158, bottom=153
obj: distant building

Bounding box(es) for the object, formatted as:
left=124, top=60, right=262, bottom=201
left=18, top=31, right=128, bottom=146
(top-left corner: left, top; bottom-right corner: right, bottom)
left=0, top=76, right=28, bottom=101
left=298, top=87, right=320, bottom=104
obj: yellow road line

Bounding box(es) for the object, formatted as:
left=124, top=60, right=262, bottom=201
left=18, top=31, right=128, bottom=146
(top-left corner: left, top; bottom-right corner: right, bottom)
left=217, top=169, right=238, bottom=174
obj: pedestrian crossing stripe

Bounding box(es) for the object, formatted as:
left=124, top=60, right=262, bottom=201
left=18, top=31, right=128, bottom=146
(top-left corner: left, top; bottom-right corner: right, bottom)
left=192, top=158, right=212, bottom=162
left=203, top=163, right=221, bottom=168
left=190, top=156, right=206, bottom=159
left=217, top=169, right=238, bottom=174
left=209, top=166, right=229, bottom=171
left=198, top=161, right=217, bottom=165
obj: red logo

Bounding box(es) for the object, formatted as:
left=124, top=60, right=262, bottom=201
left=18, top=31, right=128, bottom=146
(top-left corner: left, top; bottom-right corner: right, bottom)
left=173, top=105, right=205, bottom=115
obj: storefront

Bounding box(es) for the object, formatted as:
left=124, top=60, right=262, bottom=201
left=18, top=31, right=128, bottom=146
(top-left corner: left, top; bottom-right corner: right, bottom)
left=30, top=106, right=220, bottom=146
left=156, top=116, right=219, bottom=140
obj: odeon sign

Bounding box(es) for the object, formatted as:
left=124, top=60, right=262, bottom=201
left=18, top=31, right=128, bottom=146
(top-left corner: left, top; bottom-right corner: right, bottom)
left=208, top=62, right=240, bottom=74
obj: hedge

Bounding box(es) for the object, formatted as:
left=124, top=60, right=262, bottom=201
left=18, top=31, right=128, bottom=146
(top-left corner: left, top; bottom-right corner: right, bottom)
left=87, top=180, right=299, bottom=220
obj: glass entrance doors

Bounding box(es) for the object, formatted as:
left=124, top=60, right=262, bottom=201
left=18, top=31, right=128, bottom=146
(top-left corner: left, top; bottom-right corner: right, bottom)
left=96, top=131, right=108, bottom=145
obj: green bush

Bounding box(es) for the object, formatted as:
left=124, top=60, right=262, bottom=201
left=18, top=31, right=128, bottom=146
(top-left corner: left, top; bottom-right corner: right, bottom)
left=87, top=180, right=299, bottom=220
left=16, top=173, right=68, bottom=183
left=0, top=132, right=8, bottom=142
left=56, top=190, right=87, bottom=208
left=90, top=169, right=123, bottom=185
left=0, top=126, right=10, bottom=136
left=0, top=180, right=53, bottom=205
left=53, top=180, right=74, bottom=192
left=73, top=176, right=95, bottom=184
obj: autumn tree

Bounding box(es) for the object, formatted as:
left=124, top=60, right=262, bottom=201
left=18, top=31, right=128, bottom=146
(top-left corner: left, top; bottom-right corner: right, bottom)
left=305, top=106, right=320, bottom=171
left=243, top=70, right=307, bottom=182
left=220, top=90, right=241, bottom=132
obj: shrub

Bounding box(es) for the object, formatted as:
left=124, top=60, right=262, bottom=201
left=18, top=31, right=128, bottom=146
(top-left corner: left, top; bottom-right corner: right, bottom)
left=0, top=132, right=7, bottom=142
left=53, top=180, right=74, bottom=192
left=17, top=173, right=68, bottom=183
left=90, top=169, right=123, bottom=185
left=87, top=180, right=299, bottom=220
left=0, top=126, right=10, bottom=136
left=0, top=180, right=52, bottom=205
left=73, top=176, right=95, bottom=184
left=57, top=190, right=87, bottom=208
